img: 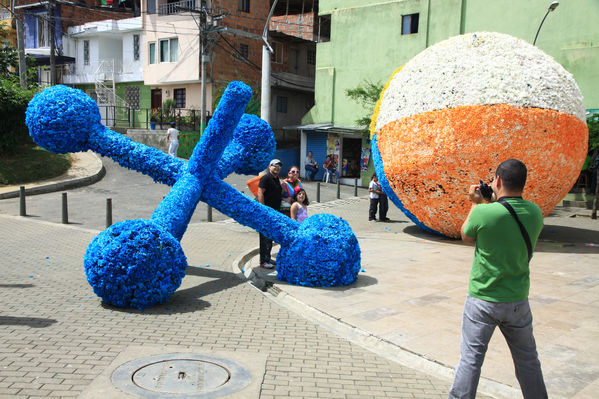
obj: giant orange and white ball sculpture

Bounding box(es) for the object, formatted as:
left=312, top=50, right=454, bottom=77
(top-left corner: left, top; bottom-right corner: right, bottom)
left=370, top=32, right=588, bottom=238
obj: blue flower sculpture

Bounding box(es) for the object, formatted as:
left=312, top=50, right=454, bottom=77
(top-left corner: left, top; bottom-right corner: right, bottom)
left=26, top=81, right=362, bottom=309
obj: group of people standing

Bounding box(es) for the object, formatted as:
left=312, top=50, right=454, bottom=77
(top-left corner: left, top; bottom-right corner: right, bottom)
left=256, top=159, right=310, bottom=269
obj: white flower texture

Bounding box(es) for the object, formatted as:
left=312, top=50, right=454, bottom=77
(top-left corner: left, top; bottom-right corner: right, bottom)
left=375, top=32, right=586, bottom=132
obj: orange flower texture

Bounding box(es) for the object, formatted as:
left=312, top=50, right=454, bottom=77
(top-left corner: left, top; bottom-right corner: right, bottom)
left=375, top=104, right=588, bottom=237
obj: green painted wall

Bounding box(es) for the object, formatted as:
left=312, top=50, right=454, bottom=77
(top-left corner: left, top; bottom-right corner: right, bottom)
left=306, top=0, right=599, bottom=127
left=73, top=82, right=152, bottom=128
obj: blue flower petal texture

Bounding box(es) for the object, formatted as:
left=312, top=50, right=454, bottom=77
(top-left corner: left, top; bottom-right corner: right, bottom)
left=84, top=220, right=187, bottom=310
left=276, top=214, right=361, bottom=287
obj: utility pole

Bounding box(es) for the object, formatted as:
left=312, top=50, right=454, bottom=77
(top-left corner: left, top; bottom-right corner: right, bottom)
left=48, top=0, right=56, bottom=85
left=260, top=0, right=279, bottom=125
left=178, top=1, right=224, bottom=133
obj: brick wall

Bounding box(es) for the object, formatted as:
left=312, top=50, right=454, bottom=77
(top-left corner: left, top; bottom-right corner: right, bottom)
left=270, top=12, right=315, bottom=41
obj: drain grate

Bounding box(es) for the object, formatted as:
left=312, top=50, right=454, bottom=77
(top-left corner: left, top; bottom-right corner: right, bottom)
left=112, top=353, right=252, bottom=398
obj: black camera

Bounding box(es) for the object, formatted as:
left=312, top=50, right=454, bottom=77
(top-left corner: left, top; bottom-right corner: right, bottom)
left=478, top=180, right=494, bottom=201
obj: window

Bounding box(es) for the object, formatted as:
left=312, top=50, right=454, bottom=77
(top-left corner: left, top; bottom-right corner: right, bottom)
left=238, top=0, right=250, bottom=13
left=239, top=43, right=249, bottom=60
left=83, top=40, right=90, bottom=66
left=276, top=96, right=287, bottom=113
left=149, top=42, right=156, bottom=64
left=160, top=38, right=178, bottom=62
left=318, top=15, right=331, bottom=42
left=307, top=49, right=315, bottom=65
left=126, top=87, right=141, bottom=110
left=37, top=13, right=49, bottom=47
left=272, top=42, right=283, bottom=64
left=174, top=88, right=186, bottom=108
left=402, top=13, right=419, bottom=35
left=133, top=34, right=140, bottom=61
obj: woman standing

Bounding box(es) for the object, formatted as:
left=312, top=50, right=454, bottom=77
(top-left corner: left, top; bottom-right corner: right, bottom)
left=290, top=188, right=309, bottom=223
left=281, top=165, right=303, bottom=215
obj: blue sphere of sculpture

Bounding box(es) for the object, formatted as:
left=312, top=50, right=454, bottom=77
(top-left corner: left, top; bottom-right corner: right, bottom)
left=276, top=214, right=361, bottom=287
left=25, top=85, right=101, bottom=154
left=84, top=220, right=187, bottom=309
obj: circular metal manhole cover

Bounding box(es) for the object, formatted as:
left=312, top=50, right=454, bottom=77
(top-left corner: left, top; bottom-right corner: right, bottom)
left=111, top=353, right=252, bottom=398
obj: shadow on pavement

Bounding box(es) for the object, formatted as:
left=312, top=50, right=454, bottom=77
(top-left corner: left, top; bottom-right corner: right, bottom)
left=402, top=221, right=599, bottom=254
left=0, top=315, right=57, bottom=328
left=257, top=269, right=378, bottom=291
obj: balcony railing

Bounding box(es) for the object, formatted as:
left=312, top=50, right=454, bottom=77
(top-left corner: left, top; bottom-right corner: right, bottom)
left=98, top=104, right=210, bottom=132
left=159, top=0, right=197, bottom=16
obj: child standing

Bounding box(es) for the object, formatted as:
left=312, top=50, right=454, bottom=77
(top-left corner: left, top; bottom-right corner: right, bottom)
left=369, top=174, right=383, bottom=221
left=290, top=188, right=309, bottom=223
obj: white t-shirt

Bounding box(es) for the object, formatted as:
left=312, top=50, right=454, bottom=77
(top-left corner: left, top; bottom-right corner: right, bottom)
left=167, top=128, right=179, bottom=143
left=369, top=180, right=380, bottom=199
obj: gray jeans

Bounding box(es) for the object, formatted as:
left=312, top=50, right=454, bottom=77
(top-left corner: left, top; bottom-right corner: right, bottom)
left=449, top=295, right=547, bottom=399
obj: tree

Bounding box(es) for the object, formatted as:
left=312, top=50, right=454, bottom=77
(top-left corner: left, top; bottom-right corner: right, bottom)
left=212, top=84, right=261, bottom=117
left=345, top=80, right=384, bottom=129
left=587, top=113, right=599, bottom=153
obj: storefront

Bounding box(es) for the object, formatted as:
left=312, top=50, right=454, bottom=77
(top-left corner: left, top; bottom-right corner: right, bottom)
left=286, top=124, right=371, bottom=186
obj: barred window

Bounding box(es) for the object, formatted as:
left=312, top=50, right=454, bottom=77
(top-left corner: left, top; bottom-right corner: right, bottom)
left=126, top=87, right=141, bottom=110
left=307, top=49, right=315, bottom=65
left=239, top=43, right=249, bottom=60
left=238, top=0, right=250, bottom=13
left=174, top=88, right=186, bottom=108
left=133, top=34, right=140, bottom=61
left=83, top=40, right=90, bottom=66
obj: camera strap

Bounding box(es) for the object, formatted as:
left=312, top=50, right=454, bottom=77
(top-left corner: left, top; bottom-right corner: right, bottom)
left=497, top=198, right=533, bottom=262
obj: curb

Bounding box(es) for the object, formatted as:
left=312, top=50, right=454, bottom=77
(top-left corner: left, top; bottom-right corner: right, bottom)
left=0, top=152, right=105, bottom=199
left=232, top=248, right=521, bottom=399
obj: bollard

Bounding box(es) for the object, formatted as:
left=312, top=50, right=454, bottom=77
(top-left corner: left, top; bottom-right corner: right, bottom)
left=207, top=205, right=213, bottom=222
left=19, top=186, right=26, bottom=216
left=106, top=198, right=113, bottom=228
left=62, top=192, right=68, bottom=224
left=316, top=182, right=321, bottom=203
left=354, top=179, right=358, bottom=197
left=336, top=180, right=341, bottom=199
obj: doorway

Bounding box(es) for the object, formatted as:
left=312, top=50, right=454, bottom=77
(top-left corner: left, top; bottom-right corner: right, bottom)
left=151, top=89, right=162, bottom=109
left=341, top=138, right=362, bottom=177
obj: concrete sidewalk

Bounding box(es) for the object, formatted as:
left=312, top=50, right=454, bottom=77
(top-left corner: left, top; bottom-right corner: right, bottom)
left=243, top=198, right=599, bottom=399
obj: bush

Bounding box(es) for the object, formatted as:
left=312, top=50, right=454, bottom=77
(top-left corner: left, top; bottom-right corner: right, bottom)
left=0, top=79, right=38, bottom=154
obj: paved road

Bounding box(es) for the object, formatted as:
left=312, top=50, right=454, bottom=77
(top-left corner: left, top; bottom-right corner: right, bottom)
left=0, top=157, right=368, bottom=231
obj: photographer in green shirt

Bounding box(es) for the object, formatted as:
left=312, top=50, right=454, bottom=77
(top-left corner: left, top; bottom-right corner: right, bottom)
left=449, top=159, right=547, bottom=399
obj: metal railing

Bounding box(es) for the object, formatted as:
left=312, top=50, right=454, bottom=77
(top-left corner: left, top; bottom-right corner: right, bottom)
left=98, top=105, right=210, bottom=131
left=158, top=0, right=197, bottom=15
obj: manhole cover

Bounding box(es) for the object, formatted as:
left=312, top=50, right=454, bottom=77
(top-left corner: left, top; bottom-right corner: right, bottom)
left=112, top=353, right=252, bottom=398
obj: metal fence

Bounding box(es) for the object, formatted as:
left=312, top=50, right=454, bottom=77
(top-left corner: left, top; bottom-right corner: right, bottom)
left=98, top=105, right=210, bottom=131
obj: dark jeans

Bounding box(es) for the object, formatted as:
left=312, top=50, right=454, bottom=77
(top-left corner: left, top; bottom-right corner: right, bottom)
left=379, top=193, right=388, bottom=220
left=369, top=198, right=379, bottom=220
left=305, top=165, right=318, bottom=181
left=259, top=233, right=273, bottom=264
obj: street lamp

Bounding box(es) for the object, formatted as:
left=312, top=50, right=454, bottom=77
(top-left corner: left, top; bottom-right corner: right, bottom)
left=533, top=1, right=559, bottom=45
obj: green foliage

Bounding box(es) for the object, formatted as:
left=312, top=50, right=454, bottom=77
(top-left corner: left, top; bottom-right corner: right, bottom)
left=0, top=79, right=39, bottom=154
left=212, top=84, right=261, bottom=116
left=161, top=98, right=177, bottom=122
left=345, top=80, right=384, bottom=128
left=588, top=113, right=599, bottom=152
left=176, top=130, right=202, bottom=159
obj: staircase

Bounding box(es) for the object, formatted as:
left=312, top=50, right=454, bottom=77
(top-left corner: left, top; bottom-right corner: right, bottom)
left=94, top=60, right=129, bottom=127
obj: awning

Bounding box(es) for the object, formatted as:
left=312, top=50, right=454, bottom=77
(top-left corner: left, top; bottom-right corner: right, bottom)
left=283, top=123, right=366, bottom=137
left=29, top=54, right=76, bottom=67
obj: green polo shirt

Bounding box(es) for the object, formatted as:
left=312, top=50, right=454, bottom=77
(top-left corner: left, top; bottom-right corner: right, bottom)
left=463, top=197, right=544, bottom=302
